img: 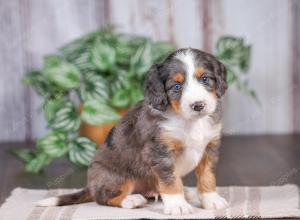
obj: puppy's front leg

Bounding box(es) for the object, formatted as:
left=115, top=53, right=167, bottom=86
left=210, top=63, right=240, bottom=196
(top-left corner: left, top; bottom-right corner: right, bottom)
left=152, top=158, right=193, bottom=215
left=195, top=141, right=228, bottom=210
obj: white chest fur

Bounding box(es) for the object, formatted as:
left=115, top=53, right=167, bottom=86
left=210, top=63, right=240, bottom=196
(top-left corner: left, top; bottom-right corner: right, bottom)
left=159, top=113, right=222, bottom=177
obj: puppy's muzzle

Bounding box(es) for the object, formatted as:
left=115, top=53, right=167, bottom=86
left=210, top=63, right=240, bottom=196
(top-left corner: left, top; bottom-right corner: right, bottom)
left=190, top=101, right=205, bottom=112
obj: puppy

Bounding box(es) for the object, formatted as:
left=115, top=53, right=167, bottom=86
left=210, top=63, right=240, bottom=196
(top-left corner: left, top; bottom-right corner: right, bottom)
left=37, top=48, right=228, bottom=215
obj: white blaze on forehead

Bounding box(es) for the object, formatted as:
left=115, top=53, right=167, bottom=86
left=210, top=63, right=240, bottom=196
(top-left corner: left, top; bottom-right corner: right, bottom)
left=175, top=50, right=195, bottom=79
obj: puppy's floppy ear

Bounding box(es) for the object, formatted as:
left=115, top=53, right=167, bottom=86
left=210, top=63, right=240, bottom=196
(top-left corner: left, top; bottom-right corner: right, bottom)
left=144, top=64, right=168, bottom=111
left=214, top=61, right=228, bottom=98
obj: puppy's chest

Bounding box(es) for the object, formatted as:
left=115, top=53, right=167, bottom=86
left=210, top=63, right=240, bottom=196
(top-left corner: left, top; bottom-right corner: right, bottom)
left=160, top=116, right=221, bottom=177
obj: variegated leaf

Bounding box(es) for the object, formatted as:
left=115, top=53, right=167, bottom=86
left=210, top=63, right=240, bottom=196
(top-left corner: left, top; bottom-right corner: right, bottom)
left=90, top=38, right=116, bottom=71
left=80, top=73, right=109, bottom=101
left=81, top=100, right=120, bottom=125
left=25, top=153, right=52, bottom=173
left=216, top=36, right=246, bottom=65
left=43, top=97, right=65, bottom=122
left=37, top=131, right=68, bottom=158
left=68, top=137, right=97, bottom=166
left=130, top=42, right=153, bottom=78
left=49, top=101, right=81, bottom=132
left=152, top=41, right=176, bottom=62
left=44, top=61, right=81, bottom=90
left=111, top=89, right=130, bottom=108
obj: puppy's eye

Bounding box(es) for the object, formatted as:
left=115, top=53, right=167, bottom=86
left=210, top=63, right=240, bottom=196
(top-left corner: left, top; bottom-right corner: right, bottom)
left=173, top=83, right=182, bottom=91
left=200, top=76, right=210, bottom=85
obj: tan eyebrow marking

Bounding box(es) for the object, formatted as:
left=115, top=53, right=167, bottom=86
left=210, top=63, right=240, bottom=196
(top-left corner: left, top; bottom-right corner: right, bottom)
left=172, top=72, right=185, bottom=83
left=195, top=67, right=205, bottom=78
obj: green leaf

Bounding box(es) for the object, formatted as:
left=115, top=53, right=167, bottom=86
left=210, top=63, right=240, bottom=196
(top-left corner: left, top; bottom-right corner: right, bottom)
left=49, top=101, right=81, bottom=132
left=249, top=90, right=260, bottom=105
left=72, top=51, right=96, bottom=72
left=44, top=55, right=63, bottom=68
left=10, top=149, right=36, bottom=163
left=225, top=66, right=237, bottom=85
left=215, top=35, right=257, bottom=102
left=37, top=131, right=68, bottom=158
left=152, top=41, right=176, bottom=62
left=44, top=62, right=81, bottom=90
left=239, top=45, right=251, bottom=72
left=81, top=100, right=120, bottom=125
left=129, top=36, right=149, bottom=48
left=68, top=137, right=97, bottom=166
left=235, top=79, right=260, bottom=104
left=90, top=39, right=116, bottom=71
left=130, top=42, right=153, bottom=78
left=80, top=73, right=109, bottom=101
left=216, top=36, right=245, bottom=65
left=108, top=69, right=128, bottom=94
left=43, top=97, right=65, bottom=122
left=59, top=31, right=99, bottom=59
left=59, top=34, right=97, bottom=72
left=22, top=71, right=50, bottom=96
left=130, top=86, right=144, bottom=105
left=25, top=153, right=52, bottom=173
left=115, top=34, right=137, bottom=65
left=111, top=89, right=130, bottom=108
left=22, top=71, right=40, bottom=85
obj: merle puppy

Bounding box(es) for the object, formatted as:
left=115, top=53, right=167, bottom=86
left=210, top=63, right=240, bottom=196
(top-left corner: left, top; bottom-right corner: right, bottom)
left=38, top=48, right=228, bottom=215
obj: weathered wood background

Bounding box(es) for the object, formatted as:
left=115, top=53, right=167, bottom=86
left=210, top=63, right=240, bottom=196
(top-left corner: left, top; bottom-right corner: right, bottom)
left=0, top=0, right=299, bottom=142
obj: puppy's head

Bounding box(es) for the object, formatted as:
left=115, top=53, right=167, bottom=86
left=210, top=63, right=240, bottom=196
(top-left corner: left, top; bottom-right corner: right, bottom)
left=144, top=48, right=227, bottom=119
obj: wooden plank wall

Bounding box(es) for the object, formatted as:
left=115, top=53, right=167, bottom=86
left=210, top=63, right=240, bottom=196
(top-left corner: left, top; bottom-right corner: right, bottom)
left=0, top=0, right=297, bottom=141
left=0, top=0, right=109, bottom=141
left=20, top=0, right=109, bottom=140
left=212, top=0, right=294, bottom=135
left=293, top=0, right=300, bottom=133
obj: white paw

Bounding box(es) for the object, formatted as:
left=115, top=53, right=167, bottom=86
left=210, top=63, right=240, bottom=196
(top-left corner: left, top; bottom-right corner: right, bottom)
left=121, top=194, right=147, bottom=209
left=201, top=192, right=228, bottom=210
left=161, top=194, right=194, bottom=215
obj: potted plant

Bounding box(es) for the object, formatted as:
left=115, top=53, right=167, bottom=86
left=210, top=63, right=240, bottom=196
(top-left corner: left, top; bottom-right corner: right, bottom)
left=12, top=27, right=254, bottom=173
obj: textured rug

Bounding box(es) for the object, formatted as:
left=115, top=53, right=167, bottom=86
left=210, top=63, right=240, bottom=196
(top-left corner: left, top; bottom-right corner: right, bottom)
left=0, top=184, right=300, bottom=219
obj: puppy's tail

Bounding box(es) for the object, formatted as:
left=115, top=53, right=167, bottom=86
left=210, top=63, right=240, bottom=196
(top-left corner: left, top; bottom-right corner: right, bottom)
left=36, top=189, right=92, bottom=207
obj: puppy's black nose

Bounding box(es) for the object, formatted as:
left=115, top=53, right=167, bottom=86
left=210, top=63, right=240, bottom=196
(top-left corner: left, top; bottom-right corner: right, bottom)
left=191, top=101, right=205, bottom=112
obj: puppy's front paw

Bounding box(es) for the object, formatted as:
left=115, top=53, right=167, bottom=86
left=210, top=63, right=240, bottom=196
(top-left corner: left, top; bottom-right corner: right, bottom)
left=121, top=194, right=147, bottom=209
left=161, top=194, right=194, bottom=215
left=201, top=192, right=228, bottom=210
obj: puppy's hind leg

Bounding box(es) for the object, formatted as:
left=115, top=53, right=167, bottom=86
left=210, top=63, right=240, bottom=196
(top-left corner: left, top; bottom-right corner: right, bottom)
left=95, top=179, right=147, bottom=209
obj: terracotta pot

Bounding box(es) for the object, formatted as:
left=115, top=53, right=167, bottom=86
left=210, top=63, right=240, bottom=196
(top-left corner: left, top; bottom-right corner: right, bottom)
left=79, top=109, right=128, bottom=145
